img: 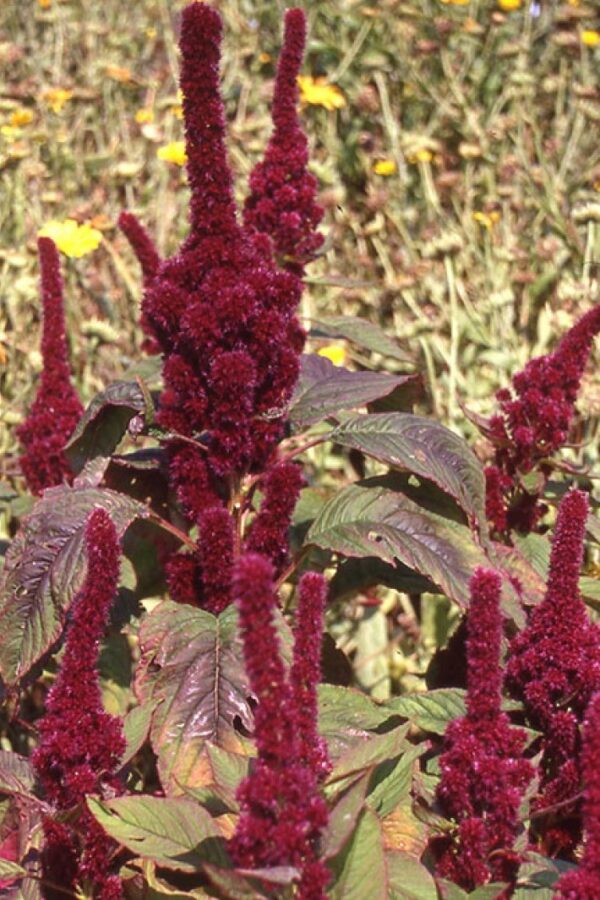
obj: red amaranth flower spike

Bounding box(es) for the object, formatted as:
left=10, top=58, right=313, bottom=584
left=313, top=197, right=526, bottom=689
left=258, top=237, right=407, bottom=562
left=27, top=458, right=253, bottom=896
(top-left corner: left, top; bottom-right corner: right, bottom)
left=291, top=572, right=331, bottom=782
left=33, top=508, right=125, bottom=897
left=555, top=692, right=600, bottom=898
left=245, top=461, right=304, bottom=573
left=118, top=211, right=160, bottom=282
left=243, top=8, right=323, bottom=272
left=16, top=237, right=83, bottom=495
left=230, top=554, right=329, bottom=896
left=179, top=2, right=239, bottom=244
left=507, top=489, right=600, bottom=855
left=434, top=568, right=533, bottom=891
left=485, top=305, right=600, bottom=533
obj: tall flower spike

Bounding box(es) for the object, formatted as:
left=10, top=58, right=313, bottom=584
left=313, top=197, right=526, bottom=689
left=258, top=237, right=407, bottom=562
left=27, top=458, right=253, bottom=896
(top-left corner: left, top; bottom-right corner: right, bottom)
left=230, top=554, right=328, bottom=897
left=118, top=211, right=160, bottom=282
left=434, top=568, right=533, bottom=891
left=16, top=237, right=83, bottom=495
left=507, top=489, right=600, bottom=855
left=485, top=304, right=600, bottom=533
left=555, top=692, right=600, bottom=898
left=245, top=461, right=305, bottom=573
left=33, top=508, right=125, bottom=898
left=243, top=8, right=323, bottom=271
left=290, top=572, right=331, bottom=781
left=179, top=2, right=239, bottom=244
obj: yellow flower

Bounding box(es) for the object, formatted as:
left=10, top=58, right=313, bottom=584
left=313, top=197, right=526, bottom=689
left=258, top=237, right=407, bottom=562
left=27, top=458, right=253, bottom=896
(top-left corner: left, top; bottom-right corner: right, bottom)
left=10, top=108, right=34, bottom=127
left=0, top=125, right=21, bottom=140
left=407, top=148, right=434, bottom=164
left=581, top=30, right=599, bottom=47
left=373, top=159, right=397, bottom=177
left=473, top=210, right=501, bottom=230
left=157, top=141, right=187, bottom=166
left=38, top=219, right=103, bottom=258
left=135, top=108, right=154, bottom=125
left=37, top=0, right=51, bottom=7
left=42, top=88, right=74, bottom=113
left=440, top=0, right=470, bottom=5
left=497, top=0, right=522, bottom=9
left=297, top=76, right=345, bottom=111
left=318, top=345, right=347, bottom=367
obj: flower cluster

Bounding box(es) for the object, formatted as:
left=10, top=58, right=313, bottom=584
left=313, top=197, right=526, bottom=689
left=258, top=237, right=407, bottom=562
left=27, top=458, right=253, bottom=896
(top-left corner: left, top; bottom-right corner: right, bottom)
left=230, top=554, right=330, bottom=899
left=119, top=4, right=321, bottom=613
left=507, top=489, right=600, bottom=856
left=17, top=237, right=83, bottom=495
left=555, top=692, right=600, bottom=898
left=33, top=508, right=125, bottom=899
left=434, top=568, right=533, bottom=890
left=484, top=305, right=600, bottom=533
left=243, top=7, right=324, bottom=272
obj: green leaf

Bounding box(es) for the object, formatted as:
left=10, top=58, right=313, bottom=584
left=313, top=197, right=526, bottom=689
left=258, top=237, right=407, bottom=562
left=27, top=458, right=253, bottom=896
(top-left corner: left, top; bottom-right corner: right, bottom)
left=0, top=485, right=146, bottom=685
left=513, top=534, right=551, bottom=580
left=328, top=725, right=409, bottom=792
left=121, top=699, right=160, bottom=765
left=0, top=858, right=26, bottom=878
left=289, top=355, right=417, bottom=428
left=66, top=380, right=150, bottom=473
left=318, top=684, right=399, bottom=759
left=307, top=484, right=487, bottom=607
left=0, top=751, right=35, bottom=798
left=135, top=603, right=256, bottom=792
left=310, top=316, right=412, bottom=362
left=202, top=865, right=271, bottom=899
left=322, top=774, right=370, bottom=861
left=387, top=690, right=467, bottom=736
left=331, top=413, right=487, bottom=532
left=87, top=795, right=227, bottom=871
left=367, top=745, right=425, bottom=820
left=328, top=807, right=388, bottom=900
left=387, top=851, right=438, bottom=899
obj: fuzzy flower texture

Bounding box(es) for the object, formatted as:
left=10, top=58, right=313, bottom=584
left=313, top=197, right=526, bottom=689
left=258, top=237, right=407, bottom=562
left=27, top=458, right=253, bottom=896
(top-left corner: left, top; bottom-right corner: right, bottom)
left=33, top=508, right=125, bottom=899
left=507, top=489, right=600, bottom=857
left=17, top=237, right=83, bottom=495
left=120, top=4, right=322, bottom=615
left=484, top=305, right=600, bottom=534
left=433, top=568, right=533, bottom=891
left=231, top=556, right=330, bottom=898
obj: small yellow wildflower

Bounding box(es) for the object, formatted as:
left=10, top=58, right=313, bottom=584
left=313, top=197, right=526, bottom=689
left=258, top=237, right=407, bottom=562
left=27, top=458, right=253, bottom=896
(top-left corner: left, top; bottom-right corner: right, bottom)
left=373, top=159, right=397, bottom=177
left=42, top=88, right=73, bottom=114
left=440, top=0, right=470, bottom=5
left=408, top=148, right=433, bottom=164
left=581, top=31, right=600, bottom=47
left=135, top=108, right=154, bottom=125
left=473, top=210, right=501, bottom=230
left=145, top=27, right=157, bottom=39
left=10, top=108, right=34, bottom=127
left=0, top=125, right=21, bottom=140
left=258, top=52, right=272, bottom=65
left=157, top=141, right=187, bottom=166
left=318, top=345, right=347, bottom=367
left=37, top=0, right=52, bottom=8
left=38, top=219, right=103, bottom=258
left=297, top=76, right=345, bottom=111
left=497, top=0, right=522, bottom=10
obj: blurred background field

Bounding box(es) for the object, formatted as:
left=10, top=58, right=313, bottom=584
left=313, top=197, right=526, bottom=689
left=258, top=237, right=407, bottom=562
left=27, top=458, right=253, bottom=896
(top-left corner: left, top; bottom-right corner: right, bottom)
left=0, top=0, right=599, bottom=694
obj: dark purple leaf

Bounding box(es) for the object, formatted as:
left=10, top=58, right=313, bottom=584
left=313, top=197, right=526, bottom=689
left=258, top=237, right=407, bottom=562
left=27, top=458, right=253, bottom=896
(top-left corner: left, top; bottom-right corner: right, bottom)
left=289, top=355, right=417, bottom=428
left=65, top=380, right=150, bottom=473
left=332, top=413, right=487, bottom=533
left=309, top=316, right=412, bottom=362
left=0, top=485, right=147, bottom=685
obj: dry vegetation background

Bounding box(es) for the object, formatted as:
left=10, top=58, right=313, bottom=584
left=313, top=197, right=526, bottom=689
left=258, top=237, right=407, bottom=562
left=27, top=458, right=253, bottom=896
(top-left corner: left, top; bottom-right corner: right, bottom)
left=0, top=0, right=599, bottom=695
